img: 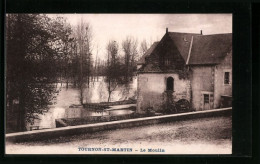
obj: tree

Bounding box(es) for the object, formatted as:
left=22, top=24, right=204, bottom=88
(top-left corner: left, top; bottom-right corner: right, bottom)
left=122, top=37, right=138, bottom=82
left=105, top=41, right=123, bottom=102
left=70, top=37, right=79, bottom=87
left=139, top=39, right=148, bottom=57
left=6, top=14, right=62, bottom=131
left=49, top=16, right=73, bottom=89
left=75, top=19, right=93, bottom=104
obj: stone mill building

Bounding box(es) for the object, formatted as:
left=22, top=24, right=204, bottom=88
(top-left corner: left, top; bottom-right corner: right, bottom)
left=136, top=28, right=232, bottom=114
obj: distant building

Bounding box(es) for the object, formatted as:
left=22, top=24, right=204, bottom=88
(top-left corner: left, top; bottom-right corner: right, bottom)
left=137, top=28, right=232, bottom=114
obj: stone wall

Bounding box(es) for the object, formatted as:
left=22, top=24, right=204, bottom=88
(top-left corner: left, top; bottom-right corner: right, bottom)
left=6, top=108, right=232, bottom=143
left=190, top=52, right=232, bottom=110
left=214, top=52, right=232, bottom=108
left=137, top=73, right=190, bottom=113
left=190, top=66, right=214, bottom=110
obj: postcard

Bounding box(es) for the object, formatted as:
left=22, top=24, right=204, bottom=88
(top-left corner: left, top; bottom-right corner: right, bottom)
left=5, top=14, right=232, bottom=154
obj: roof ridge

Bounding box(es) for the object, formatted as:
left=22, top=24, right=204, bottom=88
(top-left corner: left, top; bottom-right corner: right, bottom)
left=194, top=33, right=232, bottom=36
left=136, top=41, right=159, bottom=64
left=186, top=36, right=194, bottom=65
left=168, top=32, right=200, bottom=35
left=168, top=32, right=232, bottom=36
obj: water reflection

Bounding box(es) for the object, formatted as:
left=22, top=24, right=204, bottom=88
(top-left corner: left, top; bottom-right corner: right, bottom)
left=27, top=76, right=137, bottom=130
left=109, top=109, right=135, bottom=116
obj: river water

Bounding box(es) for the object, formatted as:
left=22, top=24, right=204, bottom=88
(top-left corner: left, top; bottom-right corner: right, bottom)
left=26, top=76, right=137, bottom=130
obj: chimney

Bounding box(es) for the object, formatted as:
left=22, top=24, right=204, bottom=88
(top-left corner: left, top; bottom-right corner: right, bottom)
left=166, top=28, right=168, bottom=33
left=200, top=30, right=203, bottom=35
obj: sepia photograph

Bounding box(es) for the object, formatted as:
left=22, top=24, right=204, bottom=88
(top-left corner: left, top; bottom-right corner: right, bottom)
left=5, top=14, right=232, bottom=154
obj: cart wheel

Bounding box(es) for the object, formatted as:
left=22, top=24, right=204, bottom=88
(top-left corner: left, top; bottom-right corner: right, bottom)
left=175, top=99, right=191, bottom=113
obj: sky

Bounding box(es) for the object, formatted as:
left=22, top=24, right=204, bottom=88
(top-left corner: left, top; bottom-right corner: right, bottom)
left=48, top=14, right=232, bottom=60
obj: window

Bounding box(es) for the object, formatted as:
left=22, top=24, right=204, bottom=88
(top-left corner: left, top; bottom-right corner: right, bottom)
left=166, top=77, right=174, bottom=91
left=224, top=72, right=230, bottom=84
left=204, top=94, right=209, bottom=104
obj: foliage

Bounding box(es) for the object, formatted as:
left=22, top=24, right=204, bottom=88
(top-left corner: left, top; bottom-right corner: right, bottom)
left=122, top=37, right=138, bottom=82
left=176, top=67, right=190, bottom=80
left=105, top=41, right=124, bottom=102
left=74, top=19, right=93, bottom=104
left=6, top=14, right=147, bottom=131
left=161, top=90, right=177, bottom=114
left=6, top=14, right=73, bottom=130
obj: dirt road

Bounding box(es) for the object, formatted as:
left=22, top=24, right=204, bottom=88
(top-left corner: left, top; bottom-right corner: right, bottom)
left=6, top=116, right=232, bottom=154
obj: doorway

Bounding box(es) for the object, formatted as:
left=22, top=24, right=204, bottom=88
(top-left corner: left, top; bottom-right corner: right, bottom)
left=166, top=77, right=174, bottom=91
left=203, top=94, right=210, bottom=110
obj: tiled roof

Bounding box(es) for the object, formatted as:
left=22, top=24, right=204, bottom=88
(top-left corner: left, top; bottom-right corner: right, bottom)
left=137, top=42, right=159, bottom=65
left=139, top=63, right=162, bottom=72
left=168, top=32, right=200, bottom=62
left=138, top=32, right=232, bottom=72
left=188, top=33, right=232, bottom=65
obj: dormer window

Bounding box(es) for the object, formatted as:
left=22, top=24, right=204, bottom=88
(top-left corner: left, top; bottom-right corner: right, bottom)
left=165, top=58, right=170, bottom=66
left=164, top=56, right=172, bottom=66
